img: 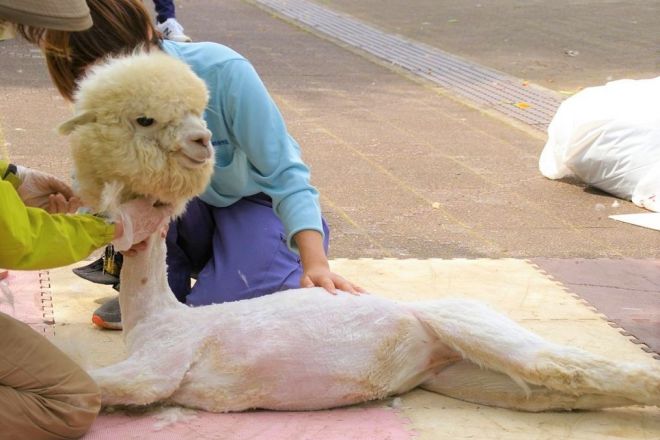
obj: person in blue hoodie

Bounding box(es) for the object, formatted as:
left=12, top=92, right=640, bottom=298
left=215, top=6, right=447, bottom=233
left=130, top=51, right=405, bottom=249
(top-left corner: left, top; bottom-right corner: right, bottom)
left=37, top=0, right=363, bottom=329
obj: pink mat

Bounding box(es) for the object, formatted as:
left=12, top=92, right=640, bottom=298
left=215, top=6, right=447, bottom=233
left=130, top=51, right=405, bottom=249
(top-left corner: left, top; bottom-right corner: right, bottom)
left=84, top=407, right=416, bottom=440
left=0, top=270, right=52, bottom=335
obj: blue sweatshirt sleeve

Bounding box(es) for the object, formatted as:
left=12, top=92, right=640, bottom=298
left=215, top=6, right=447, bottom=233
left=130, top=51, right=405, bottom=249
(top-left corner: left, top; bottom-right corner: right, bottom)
left=213, top=59, right=324, bottom=251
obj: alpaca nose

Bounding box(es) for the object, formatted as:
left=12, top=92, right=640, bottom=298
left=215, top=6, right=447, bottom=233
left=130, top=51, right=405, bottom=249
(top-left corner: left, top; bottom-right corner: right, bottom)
left=190, top=130, right=211, bottom=149
left=185, top=129, right=213, bottom=159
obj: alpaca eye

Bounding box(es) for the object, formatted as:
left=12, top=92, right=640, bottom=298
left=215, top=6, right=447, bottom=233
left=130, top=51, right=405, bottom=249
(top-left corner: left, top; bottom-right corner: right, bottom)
left=136, top=116, right=155, bottom=127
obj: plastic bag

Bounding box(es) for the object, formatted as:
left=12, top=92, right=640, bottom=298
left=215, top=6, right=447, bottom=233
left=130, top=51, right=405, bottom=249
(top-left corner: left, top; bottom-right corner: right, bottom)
left=539, top=77, right=660, bottom=212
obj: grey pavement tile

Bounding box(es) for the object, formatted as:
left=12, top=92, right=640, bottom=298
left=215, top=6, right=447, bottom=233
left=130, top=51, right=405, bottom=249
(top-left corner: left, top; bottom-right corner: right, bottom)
left=532, top=258, right=660, bottom=356
left=312, top=0, right=659, bottom=92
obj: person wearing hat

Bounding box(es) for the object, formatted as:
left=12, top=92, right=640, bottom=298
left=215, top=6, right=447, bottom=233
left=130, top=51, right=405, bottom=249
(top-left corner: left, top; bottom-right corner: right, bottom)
left=0, top=0, right=92, bottom=32
left=0, top=1, right=173, bottom=438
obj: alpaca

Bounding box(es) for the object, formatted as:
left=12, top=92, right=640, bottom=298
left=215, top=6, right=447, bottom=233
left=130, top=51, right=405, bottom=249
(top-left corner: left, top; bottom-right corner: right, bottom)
left=90, top=235, right=659, bottom=413
left=62, top=52, right=660, bottom=413
left=58, top=50, right=215, bottom=215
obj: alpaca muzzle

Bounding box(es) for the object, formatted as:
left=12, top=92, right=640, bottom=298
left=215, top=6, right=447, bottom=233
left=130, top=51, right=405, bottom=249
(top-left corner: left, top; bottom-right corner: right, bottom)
left=177, top=115, right=213, bottom=167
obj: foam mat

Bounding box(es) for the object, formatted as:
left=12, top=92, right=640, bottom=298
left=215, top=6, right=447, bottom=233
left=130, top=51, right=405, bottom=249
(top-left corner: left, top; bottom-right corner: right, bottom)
left=43, top=258, right=659, bottom=440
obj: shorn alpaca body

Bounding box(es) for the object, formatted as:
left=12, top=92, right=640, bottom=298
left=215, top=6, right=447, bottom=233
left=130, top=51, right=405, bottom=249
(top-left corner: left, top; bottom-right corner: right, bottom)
left=62, top=52, right=659, bottom=412
left=90, top=235, right=659, bottom=412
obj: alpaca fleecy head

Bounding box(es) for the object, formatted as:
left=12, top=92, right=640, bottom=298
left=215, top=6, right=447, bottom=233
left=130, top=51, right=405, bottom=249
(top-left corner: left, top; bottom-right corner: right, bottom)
left=58, top=50, right=215, bottom=215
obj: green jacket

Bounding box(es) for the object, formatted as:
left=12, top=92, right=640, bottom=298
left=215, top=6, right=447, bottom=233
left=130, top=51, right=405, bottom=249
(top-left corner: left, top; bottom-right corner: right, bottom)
left=0, top=160, right=115, bottom=270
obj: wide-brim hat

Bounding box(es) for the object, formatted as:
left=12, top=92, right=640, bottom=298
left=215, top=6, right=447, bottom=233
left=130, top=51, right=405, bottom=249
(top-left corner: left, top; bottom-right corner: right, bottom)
left=0, top=0, right=92, bottom=31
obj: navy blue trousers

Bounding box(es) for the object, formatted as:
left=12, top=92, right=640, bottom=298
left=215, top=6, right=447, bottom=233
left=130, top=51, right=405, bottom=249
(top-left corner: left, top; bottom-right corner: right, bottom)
left=153, top=0, right=176, bottom=23
left=166, top=196, right=330, bottom=306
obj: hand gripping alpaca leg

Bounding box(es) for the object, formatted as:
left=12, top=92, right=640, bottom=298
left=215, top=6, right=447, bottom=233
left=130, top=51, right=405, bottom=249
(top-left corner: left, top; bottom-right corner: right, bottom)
left=411, top=299, right=660, bottom=410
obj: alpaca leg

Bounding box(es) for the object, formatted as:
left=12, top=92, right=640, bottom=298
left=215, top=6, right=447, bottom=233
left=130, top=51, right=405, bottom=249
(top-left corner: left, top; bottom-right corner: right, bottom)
left=411, top=300, right=660, bottom=407
left=421, top=360, right=641, bottom=412
left=89, top=352, right=191, bottom=406
left=526, top=345, right=660, bottom=406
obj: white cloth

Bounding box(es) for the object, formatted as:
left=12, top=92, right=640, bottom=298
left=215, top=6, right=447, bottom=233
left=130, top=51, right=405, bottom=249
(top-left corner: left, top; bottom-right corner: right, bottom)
left=539, top=77, right=660, bottom=212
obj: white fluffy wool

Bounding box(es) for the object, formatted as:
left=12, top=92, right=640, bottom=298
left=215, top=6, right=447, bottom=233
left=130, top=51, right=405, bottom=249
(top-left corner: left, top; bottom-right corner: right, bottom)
left=152, top=407, right=198, bottom=431
left=59, top=50, right=214, bottom=216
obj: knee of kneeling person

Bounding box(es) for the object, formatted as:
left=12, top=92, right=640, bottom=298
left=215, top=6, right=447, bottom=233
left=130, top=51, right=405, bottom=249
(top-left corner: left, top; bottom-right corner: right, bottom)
left=47, top=372, right=101, bottom=439
left=67, top=375, right=102, bottom=437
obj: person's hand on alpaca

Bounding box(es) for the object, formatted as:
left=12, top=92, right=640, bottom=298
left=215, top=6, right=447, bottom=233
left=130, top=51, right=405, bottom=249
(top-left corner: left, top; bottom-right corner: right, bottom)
left=295, top=230, right=365, bottom=295
left=112, top=198, right=174, bottom=252
left=16, top=165, right=80, bottom=213
left=122, top=223, right=170, bottom=256
left=300, top=263, right=364, bottom=295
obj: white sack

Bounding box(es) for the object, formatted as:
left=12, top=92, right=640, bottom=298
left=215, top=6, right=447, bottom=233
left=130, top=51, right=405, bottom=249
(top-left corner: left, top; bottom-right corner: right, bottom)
left=539, top=77, right=660, bottom=212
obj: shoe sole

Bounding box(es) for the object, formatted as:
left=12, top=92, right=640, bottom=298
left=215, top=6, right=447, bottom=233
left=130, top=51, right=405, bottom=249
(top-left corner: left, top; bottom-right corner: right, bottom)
left=72, top=262, right=104, bottom=274
left=92, top=314, right=123, bottom=330
left=73, top=272, right=120, bottom=285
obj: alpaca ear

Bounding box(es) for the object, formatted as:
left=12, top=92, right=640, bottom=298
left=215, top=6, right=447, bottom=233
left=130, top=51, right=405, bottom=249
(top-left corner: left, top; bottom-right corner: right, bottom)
left=58, top=111, right=97, bottom=135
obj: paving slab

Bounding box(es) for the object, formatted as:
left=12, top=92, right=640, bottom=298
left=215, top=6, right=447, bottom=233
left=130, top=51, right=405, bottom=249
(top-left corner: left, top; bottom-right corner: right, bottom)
left=2, top=0, right=658, bottom=260
left=308, top=0, right=660, bottom=92
left=186, top=0, right=660, bottom=259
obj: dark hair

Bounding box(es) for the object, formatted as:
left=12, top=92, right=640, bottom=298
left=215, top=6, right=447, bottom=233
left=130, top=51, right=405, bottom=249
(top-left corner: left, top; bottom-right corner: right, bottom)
left=17, top=0, right=161, bottom=101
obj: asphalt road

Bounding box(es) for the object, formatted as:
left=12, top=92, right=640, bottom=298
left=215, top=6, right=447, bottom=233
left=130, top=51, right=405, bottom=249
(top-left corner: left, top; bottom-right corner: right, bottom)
left=1, top=0, right=658, bottom=260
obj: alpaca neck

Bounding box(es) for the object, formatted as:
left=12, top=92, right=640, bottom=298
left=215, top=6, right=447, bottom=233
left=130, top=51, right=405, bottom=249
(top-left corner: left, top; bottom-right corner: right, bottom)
left=118, top=233, right=181, bottom=334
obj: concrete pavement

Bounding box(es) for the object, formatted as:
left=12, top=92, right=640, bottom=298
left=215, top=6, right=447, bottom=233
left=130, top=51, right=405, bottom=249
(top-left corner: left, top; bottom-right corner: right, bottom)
left=2, top=0, right=658, bottom=258
left=306, top=0, right=660, bottom=93
left=187, top=0, right=659, bottom=259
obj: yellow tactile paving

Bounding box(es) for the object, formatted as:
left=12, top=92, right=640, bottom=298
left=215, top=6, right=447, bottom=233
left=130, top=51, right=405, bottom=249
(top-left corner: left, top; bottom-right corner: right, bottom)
left=47, top=258, right=659, bottom=439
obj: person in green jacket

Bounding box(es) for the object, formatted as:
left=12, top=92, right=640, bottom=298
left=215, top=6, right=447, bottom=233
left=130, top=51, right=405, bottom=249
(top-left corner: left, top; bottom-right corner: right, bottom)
left=0, top=160, right=168, bottom=269
left=0, top=2, right=172, bottom=438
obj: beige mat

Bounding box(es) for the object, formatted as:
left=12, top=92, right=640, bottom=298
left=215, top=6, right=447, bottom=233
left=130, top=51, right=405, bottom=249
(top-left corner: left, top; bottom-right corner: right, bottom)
left=48, top=258, right=660, bottom=439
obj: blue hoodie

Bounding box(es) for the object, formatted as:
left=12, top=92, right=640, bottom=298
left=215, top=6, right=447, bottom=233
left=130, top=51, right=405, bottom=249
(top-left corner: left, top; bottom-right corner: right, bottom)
left=162, top=40, right=323, bottom=251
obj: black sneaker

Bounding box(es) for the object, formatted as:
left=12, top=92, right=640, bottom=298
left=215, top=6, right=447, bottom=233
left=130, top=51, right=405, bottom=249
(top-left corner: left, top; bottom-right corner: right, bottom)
left=72, top=255, right=104, bottom=275
left=72, top=247, right=122, bottom=285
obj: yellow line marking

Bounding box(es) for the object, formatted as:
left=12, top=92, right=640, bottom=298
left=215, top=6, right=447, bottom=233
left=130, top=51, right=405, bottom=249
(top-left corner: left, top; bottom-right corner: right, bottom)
left=274, top=91, right=621, bottom=257
left=380, top=104, right=622, bottom=256
left=320, top=194, right=394, bottom=257
left=276, top=96, right=503, bottom=254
